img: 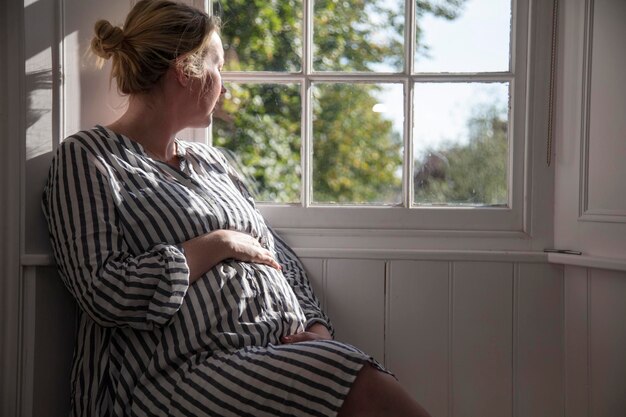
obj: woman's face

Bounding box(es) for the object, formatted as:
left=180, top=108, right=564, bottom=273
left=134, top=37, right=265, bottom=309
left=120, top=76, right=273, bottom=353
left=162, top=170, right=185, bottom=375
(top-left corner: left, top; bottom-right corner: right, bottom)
left=188, top=32, right=226, bottom=127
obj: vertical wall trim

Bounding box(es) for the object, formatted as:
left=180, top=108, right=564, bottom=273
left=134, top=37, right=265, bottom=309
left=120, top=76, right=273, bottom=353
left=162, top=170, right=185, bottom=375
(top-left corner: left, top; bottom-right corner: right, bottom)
left=383, top=261, right=391, bottom=367
left=512, top=263, right=519, bottom=417
left=560, top=268, right=565, bottom=417
left=0, top=0, right=25, bottom=416
left=322, top=259, right=328, bottom=308
left=561, top=266, right=567, bottom=417
left=578, top=0, right=593, bottom=219
left=586, top=268, right=591, bottom=417
left=20, top=268, right=37, bottom=417
left=448, top=261, right=454, bottom=417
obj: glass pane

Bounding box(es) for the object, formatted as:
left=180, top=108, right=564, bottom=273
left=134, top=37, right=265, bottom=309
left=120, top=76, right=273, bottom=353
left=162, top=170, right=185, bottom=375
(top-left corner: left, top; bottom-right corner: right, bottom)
left=213, top=83, right=302, bottom=203
left=312, top=83, right=403, bottom=204
left=217, top=1, right=302, bottom=72
left=313, top=0, right=404, bottom=72
left=413, top=82, right=509, bottom=205
left=414, top=0, right=511, bottom=73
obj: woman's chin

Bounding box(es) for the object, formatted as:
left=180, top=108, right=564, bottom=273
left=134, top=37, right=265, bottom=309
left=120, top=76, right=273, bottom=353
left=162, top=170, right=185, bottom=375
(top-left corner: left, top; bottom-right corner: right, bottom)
left=189, top=114, right=213, bottom=129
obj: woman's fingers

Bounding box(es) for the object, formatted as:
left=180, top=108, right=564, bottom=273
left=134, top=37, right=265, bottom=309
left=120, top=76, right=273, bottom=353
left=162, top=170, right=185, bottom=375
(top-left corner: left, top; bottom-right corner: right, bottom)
left=221, top=230, right=281, bottom=270
left=280, top=331, right=323, bottom=344
left=252, top=250, right=281, bottom=270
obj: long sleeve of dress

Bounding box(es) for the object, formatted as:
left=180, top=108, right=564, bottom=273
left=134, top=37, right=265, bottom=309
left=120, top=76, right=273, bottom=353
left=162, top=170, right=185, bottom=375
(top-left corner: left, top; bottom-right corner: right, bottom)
left=42, top=138, right=190, bottom=331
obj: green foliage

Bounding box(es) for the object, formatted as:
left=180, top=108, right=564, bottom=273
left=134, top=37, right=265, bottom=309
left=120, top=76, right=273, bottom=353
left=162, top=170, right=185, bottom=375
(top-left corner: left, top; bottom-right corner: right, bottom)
left=313, top=0, right=405, bottom=72
left=213, top=0, right=468, bottom=204
left=219, top=0, right=303, bottom=72
left=213, top=84, right=302, bottom=203
left=312, top=83, right=402, bottom=203
left=414, top=105, right=508, bottom=205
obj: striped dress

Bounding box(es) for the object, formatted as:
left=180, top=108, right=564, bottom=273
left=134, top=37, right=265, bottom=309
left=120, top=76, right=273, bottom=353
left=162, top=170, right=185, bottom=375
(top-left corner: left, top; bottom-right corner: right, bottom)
left=42, top=126, right=385, bottom=417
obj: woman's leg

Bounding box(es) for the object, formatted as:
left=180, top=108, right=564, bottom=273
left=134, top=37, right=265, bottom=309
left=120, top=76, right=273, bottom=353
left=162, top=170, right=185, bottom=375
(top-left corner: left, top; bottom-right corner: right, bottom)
left=337, top=364, right=432, bottom=417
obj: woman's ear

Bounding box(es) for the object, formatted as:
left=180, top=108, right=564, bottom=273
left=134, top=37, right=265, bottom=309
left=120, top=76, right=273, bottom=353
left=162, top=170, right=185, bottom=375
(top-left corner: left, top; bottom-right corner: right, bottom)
left=173, top=61, right=190, bottom=87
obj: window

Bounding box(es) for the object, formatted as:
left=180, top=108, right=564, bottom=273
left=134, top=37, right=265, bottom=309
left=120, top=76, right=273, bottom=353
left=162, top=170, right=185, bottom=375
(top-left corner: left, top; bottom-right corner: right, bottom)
left=212, top=0, right=536, bottom=233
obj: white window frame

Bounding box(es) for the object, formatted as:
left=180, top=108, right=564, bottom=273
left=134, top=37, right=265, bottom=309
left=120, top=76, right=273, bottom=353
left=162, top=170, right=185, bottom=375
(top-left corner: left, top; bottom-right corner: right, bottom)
left=215, top=0, right=553, bottom=246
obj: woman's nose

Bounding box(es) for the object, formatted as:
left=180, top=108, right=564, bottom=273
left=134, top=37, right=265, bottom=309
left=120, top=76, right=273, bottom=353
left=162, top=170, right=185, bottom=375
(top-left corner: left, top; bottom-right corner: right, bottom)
left=220, top=81, right=227, bottom=95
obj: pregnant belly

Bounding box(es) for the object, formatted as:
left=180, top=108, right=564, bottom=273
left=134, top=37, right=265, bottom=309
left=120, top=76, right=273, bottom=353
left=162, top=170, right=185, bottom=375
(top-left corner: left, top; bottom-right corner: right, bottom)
left=170, top=261, right=306, bottom=353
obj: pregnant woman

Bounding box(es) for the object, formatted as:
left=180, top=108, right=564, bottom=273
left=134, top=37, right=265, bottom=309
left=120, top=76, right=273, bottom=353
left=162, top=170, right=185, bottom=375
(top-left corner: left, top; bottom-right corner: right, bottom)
left=42, top=1, right=431, bottom=416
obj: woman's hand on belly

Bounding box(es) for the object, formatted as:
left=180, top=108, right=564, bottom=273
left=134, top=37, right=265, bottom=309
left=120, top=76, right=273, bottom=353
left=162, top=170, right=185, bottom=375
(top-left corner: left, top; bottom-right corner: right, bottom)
left=280, top=323, right=333, bottom=344
left=182, top=229, right=281, bottom=283
left=218, top=230, right=282, bottom=270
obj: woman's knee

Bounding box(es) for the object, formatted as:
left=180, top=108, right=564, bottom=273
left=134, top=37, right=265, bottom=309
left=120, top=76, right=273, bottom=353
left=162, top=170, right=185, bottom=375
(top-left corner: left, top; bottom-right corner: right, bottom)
left=337, top=364, right=393, bottom=416
left=338, top=363, right=432, bottom=417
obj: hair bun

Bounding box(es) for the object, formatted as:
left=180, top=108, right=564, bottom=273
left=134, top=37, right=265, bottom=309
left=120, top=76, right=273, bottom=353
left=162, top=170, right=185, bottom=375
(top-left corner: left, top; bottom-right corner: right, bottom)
left=91, top=19, right=125, bottom=60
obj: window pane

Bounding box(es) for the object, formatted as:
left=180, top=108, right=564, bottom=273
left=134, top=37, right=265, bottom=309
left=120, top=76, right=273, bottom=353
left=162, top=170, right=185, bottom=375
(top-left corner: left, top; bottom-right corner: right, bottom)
left=213, top=83, right=302, bottom=203
left=413, top=82, right=509, bottom=206
left=312, top=83, right=403, bottom=204
left=414, top=0, right=511, bottom=73
left=313, top=0, right=404, bottom=72
left=217, top=1, right=302, bottom=72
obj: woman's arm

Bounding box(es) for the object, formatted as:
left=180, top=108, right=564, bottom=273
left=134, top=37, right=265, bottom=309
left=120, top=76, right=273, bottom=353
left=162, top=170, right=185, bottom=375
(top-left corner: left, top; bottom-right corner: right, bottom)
left=181, top=229, right=281, bottom=283
left=43, top=139, right=282, bottom=331
left=43, top=139, right=191, bottom=331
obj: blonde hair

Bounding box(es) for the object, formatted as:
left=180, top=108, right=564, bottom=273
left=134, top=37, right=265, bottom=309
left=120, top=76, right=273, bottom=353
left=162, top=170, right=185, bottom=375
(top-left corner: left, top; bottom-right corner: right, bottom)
left=90, top=0, right=220, bottom=95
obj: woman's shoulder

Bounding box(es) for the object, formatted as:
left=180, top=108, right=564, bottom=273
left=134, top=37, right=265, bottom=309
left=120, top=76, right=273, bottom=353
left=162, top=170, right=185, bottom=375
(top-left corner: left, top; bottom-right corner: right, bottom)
left=57, top=126, right=116, bottom=155
left=179, top=140, right=230, bottom=165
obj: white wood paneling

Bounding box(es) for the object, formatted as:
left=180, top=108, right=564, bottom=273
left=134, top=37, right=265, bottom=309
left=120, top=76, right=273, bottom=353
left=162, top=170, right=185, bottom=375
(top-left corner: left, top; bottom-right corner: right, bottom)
left=20, top=267, right=76, bottom=417
left=515, top=263, right=564, bottom=417
left=20, top=268, right=37, bottom=417
left=387, top=260, right=450, bottom=417
left=325, top=259, right=385, bottom=363
left=554, top=0, right=626, bottom=259
left=584, top=0, right=626, bottom=218
left=23, top=254, right=626, bottom=417
left=564, top=265, right=590, bottom=417
left=589, top=268, right=626, bottom=417
left=31, top=267, right=76, bottom=417
left=452, top=262, right=513, bottom=417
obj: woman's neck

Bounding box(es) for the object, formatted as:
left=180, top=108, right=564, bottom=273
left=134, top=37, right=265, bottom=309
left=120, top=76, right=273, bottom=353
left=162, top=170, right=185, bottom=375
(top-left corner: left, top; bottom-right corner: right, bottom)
left=107, top=94, right=181, bottom=162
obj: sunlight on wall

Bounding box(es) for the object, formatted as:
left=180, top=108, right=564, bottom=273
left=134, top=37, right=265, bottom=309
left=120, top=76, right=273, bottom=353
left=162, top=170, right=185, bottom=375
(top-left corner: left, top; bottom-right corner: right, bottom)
left=26, top=47, right=53, bottom=160
left=64, top=30, right=82, bottom=137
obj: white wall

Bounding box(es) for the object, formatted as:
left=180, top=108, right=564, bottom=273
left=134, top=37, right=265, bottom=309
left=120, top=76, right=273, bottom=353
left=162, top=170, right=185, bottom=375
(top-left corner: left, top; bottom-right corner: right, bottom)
left=564, top=266, right=626, bottom=417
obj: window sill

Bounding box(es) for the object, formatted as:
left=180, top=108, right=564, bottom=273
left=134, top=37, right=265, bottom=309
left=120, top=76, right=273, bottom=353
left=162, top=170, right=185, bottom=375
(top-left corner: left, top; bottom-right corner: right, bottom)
left=547, top=253, right=626, bottom=273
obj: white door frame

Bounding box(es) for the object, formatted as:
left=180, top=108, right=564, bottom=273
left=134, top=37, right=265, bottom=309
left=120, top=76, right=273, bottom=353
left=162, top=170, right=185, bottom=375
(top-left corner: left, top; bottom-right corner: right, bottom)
left=1, top=0, right=25, bottom=416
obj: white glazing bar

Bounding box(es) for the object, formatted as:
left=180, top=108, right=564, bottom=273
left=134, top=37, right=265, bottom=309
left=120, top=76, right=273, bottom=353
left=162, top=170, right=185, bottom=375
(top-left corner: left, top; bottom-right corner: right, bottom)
left=222, top=72, right=514, bottom=83
left=404, top=79, right=413, bottom=208
left=221, top=73, right=306, bottom=82
left=405, top=0, right=415, bottom=207
left=508, top=80, right=515, bottom=210
left=302, top=0, right=313, bottom=207
left=510, top=0, right=517, bottom=73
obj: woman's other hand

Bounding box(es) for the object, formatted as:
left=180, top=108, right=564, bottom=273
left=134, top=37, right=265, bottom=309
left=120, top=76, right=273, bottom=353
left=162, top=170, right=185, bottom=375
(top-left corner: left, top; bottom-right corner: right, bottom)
left=181, top=229, right=281, bottom=283
left=281, top=323, right=332, bottom=344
